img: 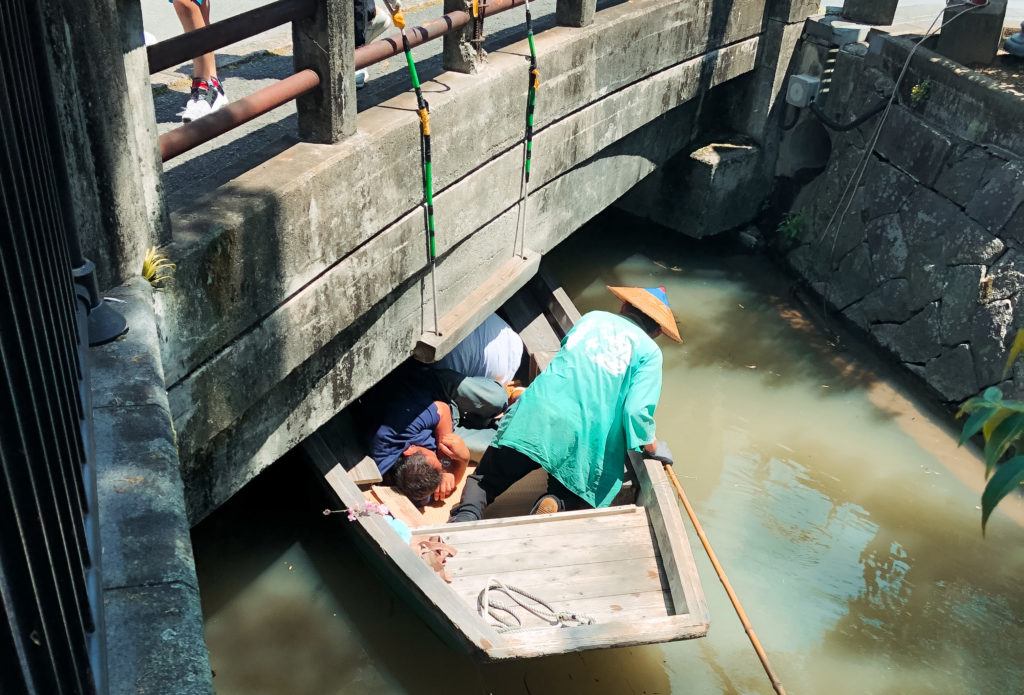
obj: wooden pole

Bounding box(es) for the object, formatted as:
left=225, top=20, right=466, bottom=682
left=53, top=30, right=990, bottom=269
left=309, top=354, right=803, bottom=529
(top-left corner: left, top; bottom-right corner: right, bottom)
left=663, top=463, right=788, bottom=695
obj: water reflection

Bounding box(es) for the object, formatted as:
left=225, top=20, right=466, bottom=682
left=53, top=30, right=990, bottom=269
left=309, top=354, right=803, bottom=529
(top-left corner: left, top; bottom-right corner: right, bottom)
left=193, top=213, right=1024, bottom=694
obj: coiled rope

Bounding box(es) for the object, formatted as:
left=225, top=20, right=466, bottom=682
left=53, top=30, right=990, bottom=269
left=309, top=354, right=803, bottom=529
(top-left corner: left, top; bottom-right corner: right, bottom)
left=477, top=578, right=595, bottom=632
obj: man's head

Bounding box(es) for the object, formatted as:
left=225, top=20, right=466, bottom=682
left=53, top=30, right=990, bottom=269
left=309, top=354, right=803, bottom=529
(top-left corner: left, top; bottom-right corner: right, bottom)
left=620, top=302, right=662, bottom=339
left=394, top=451, right=442, bottom=506
left=606, top=285, right=683, bottom=342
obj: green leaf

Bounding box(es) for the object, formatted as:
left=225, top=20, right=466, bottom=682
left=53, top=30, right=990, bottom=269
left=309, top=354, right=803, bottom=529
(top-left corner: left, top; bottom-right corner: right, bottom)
left=960, top=407, right=998, bottom=445
left=984, top=408, right=1012, bottom=442
left=981, top=455, right=1024, bottom=533
left=983, top=412, right=1024, bottom=476
left=1004, top=329, right=1024, bottom=378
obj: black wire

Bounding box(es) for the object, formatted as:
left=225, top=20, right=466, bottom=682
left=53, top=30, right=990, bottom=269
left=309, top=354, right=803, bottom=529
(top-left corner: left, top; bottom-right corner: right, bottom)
left=809, top=98, right=889, bottom=132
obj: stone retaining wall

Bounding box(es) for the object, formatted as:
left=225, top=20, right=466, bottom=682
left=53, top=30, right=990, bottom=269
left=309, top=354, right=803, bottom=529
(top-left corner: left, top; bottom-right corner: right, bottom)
left=775, top=30, right=1024, bottom=404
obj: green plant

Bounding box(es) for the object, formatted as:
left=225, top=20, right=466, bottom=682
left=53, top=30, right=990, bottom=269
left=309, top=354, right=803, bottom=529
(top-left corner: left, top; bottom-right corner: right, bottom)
left=776, top=212, right=806, bottom=242
left=910, top=80, right=931, bottom=107
left=141, top=247, right=175, bottom=288
left=957, top=329, right=1024, bottom=532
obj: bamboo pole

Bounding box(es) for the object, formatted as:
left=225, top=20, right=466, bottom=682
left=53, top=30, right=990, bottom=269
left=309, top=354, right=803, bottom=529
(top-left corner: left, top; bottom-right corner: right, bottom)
left=662, top=463, right=787, bottom=695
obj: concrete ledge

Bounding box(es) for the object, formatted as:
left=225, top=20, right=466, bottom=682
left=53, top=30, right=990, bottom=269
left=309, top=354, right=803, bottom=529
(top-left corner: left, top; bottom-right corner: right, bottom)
left=868, top=31, right=1024, bottom=156
left=90, top=278, right=212, bottom=694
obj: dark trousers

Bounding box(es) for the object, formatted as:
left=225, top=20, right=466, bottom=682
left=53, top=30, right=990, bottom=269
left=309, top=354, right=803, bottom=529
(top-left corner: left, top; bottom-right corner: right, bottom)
left=448, top=446, right=588, bottom=522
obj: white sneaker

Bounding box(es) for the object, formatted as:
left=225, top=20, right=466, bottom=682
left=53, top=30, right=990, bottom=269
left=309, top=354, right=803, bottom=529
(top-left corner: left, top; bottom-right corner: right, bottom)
left=178, top=80, right=229, bottom=123
left=356, top=69, right=369, bottom=90
left=366, top=0, right=394, bottom=43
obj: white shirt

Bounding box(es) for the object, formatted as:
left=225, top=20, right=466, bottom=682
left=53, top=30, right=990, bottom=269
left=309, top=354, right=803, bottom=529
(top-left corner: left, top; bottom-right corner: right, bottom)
left=435, top=314, right=524, bottom=385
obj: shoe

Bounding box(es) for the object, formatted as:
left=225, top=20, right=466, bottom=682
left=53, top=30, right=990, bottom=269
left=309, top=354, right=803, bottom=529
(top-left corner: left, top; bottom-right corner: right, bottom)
left=356, top=69, right=369, bottom=90
left=179, top=79, right=229, bottom=123
left=530, top=494, right=564, bottom=515
left=366, top=0, right=394, bottom=43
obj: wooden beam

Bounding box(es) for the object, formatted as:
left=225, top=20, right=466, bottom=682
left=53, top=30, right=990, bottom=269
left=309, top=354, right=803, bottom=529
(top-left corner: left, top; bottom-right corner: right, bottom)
left=414, top=252, right=540, bottom=364
left=531, top=266, right=582, bottom=338
left=314, top=412, right=383, bottom=484
left=631, top=452, right=709, bottom=624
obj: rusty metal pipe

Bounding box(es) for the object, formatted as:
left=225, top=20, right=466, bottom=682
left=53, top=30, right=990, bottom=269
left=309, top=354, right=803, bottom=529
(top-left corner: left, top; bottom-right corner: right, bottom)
left=148, top=0, right=315, bottom=74
left=353, top=0, right=524, bottom=69
left=159, top=69, right=320, bottom=162
left=160, top=0, right=527, bottom=162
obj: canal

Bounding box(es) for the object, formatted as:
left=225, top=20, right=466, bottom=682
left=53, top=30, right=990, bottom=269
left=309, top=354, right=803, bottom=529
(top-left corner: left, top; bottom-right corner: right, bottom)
left=191, top=211, right=1024, bottom=694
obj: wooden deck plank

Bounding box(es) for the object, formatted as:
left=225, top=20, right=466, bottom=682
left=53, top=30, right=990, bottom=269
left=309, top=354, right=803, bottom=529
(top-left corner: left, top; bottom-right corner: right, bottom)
left=414, top=252, right=540, bottom=364
left=494, top=614, right=709, bottom=659
left=447, top=537, right=658, bottom=577
left=415, top=504, right=640, bottom=536
left=468, top=589, right=674, bottom=630
left=425, top=507, right=649, bottom=546
left=448, top=552, right=663, bottom=597
left=450, top=556, right=669, bottom=604
left=448, top=521, right=655, bottom=562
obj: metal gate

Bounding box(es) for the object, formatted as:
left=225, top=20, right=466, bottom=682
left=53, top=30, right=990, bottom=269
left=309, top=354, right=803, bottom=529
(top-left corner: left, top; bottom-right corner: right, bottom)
left=1, top=2, right=107, bottom=693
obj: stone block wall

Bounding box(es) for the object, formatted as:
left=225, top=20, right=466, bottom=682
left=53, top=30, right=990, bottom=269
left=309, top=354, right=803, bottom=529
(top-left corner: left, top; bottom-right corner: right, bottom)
left=775, top=31, right=1024, bottom=404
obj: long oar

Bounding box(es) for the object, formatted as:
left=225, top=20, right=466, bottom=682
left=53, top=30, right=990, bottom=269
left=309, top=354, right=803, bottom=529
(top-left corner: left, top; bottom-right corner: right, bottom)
left=513, top=0, right=539, bottom=259
left=383, top=1, right=441, bottom=335
left=662, top=463, right=787, bottom=695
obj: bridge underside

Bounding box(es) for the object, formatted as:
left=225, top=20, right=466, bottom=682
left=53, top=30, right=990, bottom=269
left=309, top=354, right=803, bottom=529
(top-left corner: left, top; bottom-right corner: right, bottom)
left=159, top=0, right=767, bottom=522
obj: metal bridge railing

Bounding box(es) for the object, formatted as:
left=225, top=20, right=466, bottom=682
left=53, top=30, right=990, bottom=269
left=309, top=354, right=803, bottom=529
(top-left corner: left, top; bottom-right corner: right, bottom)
left=1, top=3, right=110, bottom=693
left=154, top=0, right=527, bottom=162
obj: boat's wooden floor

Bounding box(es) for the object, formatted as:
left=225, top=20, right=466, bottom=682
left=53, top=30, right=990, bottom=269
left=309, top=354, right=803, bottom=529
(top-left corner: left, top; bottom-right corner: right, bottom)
left=364, top=465, right=550, bottom=527
left=415, top=506, right=674, bottom=628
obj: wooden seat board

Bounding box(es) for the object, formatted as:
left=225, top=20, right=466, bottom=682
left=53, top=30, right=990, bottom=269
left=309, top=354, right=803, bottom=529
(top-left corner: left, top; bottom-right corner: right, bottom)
left=495, top=614, right=709, bottom=659
left=447, top=520, right=656, bottom=563
left=447, top=553, right=666, bottom=598
left=450, top=557, right=671, bottom=606
left=414, top=252, right=540, bottom=364
left=447, top=536, right=658, bottom=577
left=429, top=507, right=649, bottom=546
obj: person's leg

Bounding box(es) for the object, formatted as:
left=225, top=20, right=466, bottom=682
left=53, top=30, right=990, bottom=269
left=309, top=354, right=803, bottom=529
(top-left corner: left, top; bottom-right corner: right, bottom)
left=449, top=447, right=539, bottom=522
left=172, top=0, right=214, bottom=79
left=545, top=475, right=591, bottom=511
left=198, top=0, right=217, bottom=80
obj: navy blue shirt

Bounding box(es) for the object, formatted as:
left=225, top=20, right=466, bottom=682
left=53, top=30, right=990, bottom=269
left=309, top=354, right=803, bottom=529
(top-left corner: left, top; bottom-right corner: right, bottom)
left=363, top=373, right=442, bottom=475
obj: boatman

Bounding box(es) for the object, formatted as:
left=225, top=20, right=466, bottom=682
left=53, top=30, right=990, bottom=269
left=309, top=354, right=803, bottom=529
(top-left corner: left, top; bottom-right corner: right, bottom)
left=449, top=286, right=680, bottom=522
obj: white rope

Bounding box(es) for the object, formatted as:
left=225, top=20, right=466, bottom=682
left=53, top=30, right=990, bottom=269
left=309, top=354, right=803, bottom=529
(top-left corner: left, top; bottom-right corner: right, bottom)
left=477, top=578, right=596, bottom=632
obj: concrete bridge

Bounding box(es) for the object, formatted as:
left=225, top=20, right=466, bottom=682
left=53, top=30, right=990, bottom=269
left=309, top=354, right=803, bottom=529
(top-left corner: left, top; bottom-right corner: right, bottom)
left=136, top=0, right=812, bottom=522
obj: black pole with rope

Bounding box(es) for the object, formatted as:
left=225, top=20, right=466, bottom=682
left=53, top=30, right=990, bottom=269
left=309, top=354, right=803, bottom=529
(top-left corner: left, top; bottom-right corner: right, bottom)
left=382, top=0, right=441, bottom=335
left=513, top=0, right=538, bottom=259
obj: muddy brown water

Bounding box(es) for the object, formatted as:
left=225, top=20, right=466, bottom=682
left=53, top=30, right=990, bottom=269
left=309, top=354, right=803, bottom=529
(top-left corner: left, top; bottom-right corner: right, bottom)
left=192, top=214, right=1024, bottom=694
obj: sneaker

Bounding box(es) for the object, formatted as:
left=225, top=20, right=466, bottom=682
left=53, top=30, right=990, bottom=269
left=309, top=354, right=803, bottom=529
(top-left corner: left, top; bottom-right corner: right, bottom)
left=356, top=69, right=369, bottom=90
left=530, top=494, right=564, bottom=515
left=366, top=0, right=394, bottom=43
left=178, top=78, right=229, bottom=123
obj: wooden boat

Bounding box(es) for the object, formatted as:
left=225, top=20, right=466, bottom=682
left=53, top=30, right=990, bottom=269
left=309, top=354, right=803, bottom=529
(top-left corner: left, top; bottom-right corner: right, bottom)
left=303, top=265, right=709, bottom=660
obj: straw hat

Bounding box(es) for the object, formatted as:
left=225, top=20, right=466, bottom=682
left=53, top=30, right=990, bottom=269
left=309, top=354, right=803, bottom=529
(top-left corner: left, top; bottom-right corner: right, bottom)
left=607, top=285, right=682, bottom=343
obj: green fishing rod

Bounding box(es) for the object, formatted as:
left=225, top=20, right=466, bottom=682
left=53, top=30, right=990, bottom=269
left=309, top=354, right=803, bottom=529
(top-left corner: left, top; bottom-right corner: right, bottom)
left=383, top=0, right=441, bottom=335
left=513, top=0, right=539, bottom=259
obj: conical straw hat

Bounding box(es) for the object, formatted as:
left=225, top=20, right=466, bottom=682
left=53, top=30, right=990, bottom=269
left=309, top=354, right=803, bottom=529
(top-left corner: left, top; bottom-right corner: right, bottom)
left=607, top=285, right=682, bottom=343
